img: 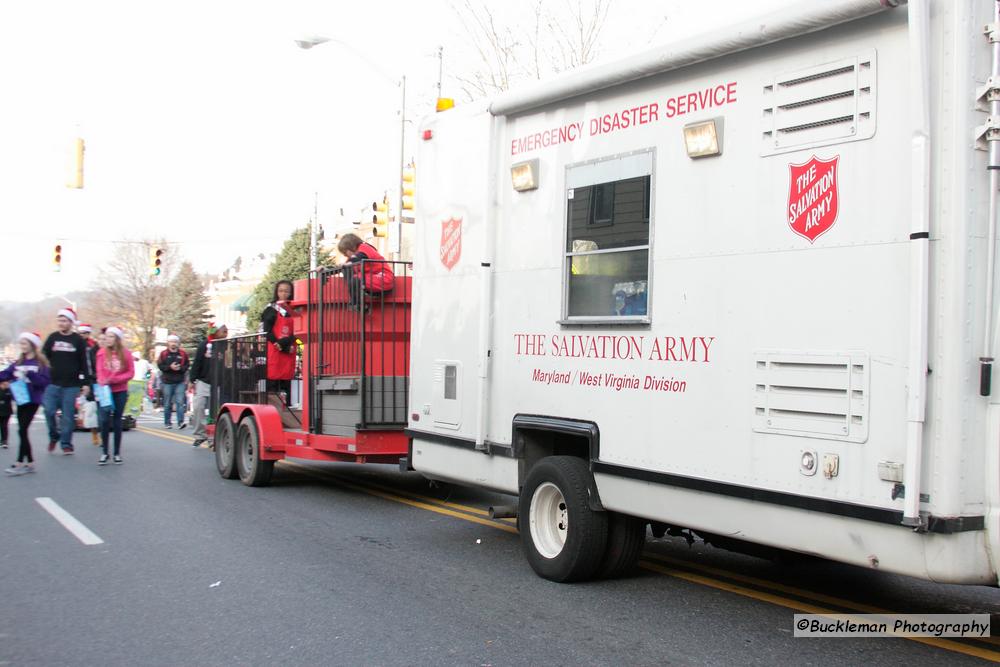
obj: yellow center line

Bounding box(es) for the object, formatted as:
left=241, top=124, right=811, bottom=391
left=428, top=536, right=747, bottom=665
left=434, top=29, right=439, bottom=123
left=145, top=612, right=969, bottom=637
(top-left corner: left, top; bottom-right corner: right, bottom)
left=135, top=427, right=1000, bottom=662
left=136, top=426, right=193, bottom=444
left=323, top=472, right=517, bottom=523
left=278, top=461, right=518, bottom=534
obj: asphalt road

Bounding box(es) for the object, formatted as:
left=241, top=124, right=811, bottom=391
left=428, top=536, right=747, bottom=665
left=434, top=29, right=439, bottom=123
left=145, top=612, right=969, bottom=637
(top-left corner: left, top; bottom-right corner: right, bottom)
left=2, top=414, right=1000, bottom=666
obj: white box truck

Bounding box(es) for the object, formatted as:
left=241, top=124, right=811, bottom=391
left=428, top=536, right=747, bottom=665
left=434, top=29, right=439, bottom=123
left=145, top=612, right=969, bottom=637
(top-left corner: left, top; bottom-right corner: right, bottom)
left=407, top=0, right=1000, bottom=584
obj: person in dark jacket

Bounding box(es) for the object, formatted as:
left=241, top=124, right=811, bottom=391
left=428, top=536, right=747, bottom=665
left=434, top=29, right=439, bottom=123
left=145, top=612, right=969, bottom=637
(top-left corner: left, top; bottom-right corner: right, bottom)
left=1, top=332, right=51, bottom=474
left=78, top=323, right=101, bottom=446
left=189, top=323, right=227, bottom=447
left=157, top=334, right=190, bottom=429
left=41, top=308, right=89, bottom=454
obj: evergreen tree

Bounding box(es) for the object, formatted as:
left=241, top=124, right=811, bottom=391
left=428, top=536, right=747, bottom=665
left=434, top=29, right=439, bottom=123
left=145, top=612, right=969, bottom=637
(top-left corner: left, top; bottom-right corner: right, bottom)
left=162, top=261, right=211, bottom=345
left=245, top=226, right=331, bottom=331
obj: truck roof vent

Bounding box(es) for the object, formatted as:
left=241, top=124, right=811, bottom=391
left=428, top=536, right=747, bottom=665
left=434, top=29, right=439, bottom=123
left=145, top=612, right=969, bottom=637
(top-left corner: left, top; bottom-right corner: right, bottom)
left=752, top=351, right=869, bottom=444
left=761, top=50, right=876, bottom=156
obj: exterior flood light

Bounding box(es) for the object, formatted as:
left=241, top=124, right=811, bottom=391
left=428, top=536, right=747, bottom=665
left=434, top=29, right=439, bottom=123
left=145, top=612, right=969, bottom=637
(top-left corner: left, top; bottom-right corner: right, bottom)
left=511, top=158, right=539, bottom=191
left=683, top=118, right=723, bottom=158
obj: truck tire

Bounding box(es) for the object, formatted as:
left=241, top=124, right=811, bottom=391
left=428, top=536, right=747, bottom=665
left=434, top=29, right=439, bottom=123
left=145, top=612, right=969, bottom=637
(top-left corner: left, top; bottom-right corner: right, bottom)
left=597, top=512, right=646, bottom=578
left=236, top=416, right=274, bottom=487
left=519, top=456, right=608, bottom=582
left=214, top=412, right=238, bottom=480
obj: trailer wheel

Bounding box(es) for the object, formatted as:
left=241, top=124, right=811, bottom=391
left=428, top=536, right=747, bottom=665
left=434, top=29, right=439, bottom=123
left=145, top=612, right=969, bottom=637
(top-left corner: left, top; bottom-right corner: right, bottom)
left=214, top=412, right=238, bottom=480
left=519, top=456, right=608, bottom=582
left=236, top=417, right=274, bottom=487
left=597, top=513, right=646, bottom=579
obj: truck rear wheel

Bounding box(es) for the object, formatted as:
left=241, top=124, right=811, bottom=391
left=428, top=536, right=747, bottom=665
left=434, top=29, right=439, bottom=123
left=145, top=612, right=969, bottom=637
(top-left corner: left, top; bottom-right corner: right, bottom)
left=214, top=412, right=238, bottom=479
left=597, top=512, right=646, bottom=578
left=236, top=417, right=274, bottom=487
left=519, top=456, right=608, bottom=582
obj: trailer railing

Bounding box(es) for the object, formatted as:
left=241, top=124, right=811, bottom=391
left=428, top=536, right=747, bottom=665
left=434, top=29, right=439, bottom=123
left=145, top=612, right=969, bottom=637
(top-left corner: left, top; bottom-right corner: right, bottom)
left=208, top=333, right=266, bottom=419
left=309, top=259, right=412, bottom=432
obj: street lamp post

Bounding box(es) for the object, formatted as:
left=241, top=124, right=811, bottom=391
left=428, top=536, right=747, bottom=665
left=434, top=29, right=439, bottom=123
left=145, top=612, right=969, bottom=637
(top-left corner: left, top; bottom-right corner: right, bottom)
left=295, top=35, right=407, bottom=256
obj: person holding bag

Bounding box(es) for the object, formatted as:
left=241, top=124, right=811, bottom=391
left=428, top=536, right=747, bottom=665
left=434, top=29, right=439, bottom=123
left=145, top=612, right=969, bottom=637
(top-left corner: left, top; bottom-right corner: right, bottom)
left=0, top=332, right=51, bottom=475
left=96, top=327, right=134, bottom=465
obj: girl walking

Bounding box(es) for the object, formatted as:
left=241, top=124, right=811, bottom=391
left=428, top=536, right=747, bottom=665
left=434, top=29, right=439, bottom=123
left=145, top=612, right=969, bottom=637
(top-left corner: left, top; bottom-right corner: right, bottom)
left=96, top=327, right=134, bottom=465
left=1, top=332, right=51, bottom=475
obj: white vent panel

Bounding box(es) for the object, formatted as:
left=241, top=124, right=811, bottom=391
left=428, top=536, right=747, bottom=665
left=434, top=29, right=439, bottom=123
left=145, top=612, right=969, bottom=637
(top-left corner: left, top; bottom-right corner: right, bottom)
left=753, top=351, right=869, bottom=443
left=761, top=51, right=876, bottom=156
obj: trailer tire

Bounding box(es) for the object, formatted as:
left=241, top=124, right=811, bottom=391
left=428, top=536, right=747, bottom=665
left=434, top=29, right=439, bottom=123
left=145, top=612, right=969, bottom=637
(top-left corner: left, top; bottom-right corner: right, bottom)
left=236, top=417, right=273, bottom=487
left=519, top=456, right=608, bottom=582
left=597, top=513, right=646, bottom=579
left=214, top=412, right=238, bottom=480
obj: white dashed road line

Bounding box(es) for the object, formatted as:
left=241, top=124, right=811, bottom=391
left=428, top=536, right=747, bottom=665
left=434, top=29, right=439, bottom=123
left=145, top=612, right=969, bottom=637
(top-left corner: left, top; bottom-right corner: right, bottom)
left=35, top=497, right=104, bottom=546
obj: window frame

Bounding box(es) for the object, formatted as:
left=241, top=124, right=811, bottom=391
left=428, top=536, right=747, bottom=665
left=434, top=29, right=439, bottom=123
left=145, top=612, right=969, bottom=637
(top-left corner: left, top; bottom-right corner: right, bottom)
left=560, top=148, right=655, bottom=325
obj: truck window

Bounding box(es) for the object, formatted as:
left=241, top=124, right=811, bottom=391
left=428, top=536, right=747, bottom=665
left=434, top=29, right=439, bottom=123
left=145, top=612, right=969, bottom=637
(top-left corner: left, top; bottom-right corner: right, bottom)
left=564, top=151, right=653, bottom=321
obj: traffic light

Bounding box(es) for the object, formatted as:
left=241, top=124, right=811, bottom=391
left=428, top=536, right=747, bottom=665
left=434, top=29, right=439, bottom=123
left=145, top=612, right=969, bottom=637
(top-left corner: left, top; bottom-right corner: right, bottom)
left=67, top=137, right=85, bottom=189
left=401, top=163, right=415, bottom=221
left=149, top=247, right=163, bottom=276
left=372, top=197, right=389, bottom=237
left=53, top=244, right=62, bottom=272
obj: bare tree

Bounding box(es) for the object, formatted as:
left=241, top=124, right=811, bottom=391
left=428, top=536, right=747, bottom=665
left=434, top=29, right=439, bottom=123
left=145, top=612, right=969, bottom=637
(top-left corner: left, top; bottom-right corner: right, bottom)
left=448, top=0, right=629, bottom=101
left=89, top=240, right=174, bottom=359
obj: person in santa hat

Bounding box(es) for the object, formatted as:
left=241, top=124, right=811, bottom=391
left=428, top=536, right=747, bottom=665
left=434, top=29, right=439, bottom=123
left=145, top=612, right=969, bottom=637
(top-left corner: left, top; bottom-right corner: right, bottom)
left=77, top=323, right=101, bottom=446
left=41, top=307, right=89, bottom=454
left=0, top=332, right=51, bottom=475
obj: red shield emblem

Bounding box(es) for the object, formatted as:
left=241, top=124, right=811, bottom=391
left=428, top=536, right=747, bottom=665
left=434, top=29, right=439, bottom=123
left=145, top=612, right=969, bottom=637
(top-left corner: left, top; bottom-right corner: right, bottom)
left=440, top=217, right=462, bottom=271
left=787, top=155, right=840, bottom=243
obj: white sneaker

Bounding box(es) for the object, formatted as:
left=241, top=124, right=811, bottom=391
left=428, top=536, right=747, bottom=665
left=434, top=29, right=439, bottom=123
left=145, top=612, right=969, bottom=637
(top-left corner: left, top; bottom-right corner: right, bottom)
left=98, top=454, right=109, bottom=466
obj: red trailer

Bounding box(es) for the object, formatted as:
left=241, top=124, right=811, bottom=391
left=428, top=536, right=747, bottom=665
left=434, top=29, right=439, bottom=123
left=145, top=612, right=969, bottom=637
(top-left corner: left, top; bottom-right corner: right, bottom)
left=209, top=261, right=412, bottom=486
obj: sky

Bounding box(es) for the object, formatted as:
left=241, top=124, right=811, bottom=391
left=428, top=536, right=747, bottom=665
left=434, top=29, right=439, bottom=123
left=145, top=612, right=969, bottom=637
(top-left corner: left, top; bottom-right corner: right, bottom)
left=0, top=0, right=787, bottom=305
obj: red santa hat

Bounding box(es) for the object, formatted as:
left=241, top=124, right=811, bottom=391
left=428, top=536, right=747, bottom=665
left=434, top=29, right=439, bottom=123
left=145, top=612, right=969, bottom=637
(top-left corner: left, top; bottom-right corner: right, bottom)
left=19, top=331, right=42, bottom=349
left=57, top=307, right=77, bottom=324
left=77, top=323, right=92, bottom=333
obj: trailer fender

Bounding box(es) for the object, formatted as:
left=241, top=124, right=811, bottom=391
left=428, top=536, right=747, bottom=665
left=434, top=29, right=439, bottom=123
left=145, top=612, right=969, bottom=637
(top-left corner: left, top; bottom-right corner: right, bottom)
left=219, top=403, right=286, bottom=461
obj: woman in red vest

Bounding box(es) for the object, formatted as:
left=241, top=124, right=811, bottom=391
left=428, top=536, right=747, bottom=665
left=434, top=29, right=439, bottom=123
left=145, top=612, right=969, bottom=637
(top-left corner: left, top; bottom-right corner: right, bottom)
left=260, top=280, right=296, bottom=402
left=336, top=233, right=394, bottom=312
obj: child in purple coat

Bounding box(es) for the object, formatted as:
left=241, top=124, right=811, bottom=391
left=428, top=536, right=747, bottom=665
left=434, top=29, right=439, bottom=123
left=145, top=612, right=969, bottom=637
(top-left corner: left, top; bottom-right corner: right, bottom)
left=0, top=332, right=51, bottom=475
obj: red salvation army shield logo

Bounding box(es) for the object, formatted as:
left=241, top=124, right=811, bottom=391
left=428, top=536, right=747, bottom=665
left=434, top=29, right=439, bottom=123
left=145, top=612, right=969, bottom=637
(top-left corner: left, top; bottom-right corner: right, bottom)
left=787, top=155, right=840, bottom=243
left=440, top=217, right=462, bottom=271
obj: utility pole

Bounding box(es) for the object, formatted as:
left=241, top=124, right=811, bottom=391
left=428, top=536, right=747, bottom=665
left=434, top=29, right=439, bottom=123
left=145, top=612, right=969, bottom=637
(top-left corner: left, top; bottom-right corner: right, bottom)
left=393, top=76, right=406, bottom=256
left=437, top=46, right=443, bottom=98
left=310, top=192, right=318, bottom=271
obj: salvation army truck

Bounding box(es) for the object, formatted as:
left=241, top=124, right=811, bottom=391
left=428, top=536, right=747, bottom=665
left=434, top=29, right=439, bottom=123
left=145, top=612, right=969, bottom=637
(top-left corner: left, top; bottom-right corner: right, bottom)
left=407, top=0, right=1000, bottom=583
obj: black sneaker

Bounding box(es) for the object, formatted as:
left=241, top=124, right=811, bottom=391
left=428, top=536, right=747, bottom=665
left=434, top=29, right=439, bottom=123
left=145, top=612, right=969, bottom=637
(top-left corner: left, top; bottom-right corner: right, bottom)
left=164, top=424, right=173, bottom=430
left=0, top=441, right=7, bottom=449
left=178, top=422, right=187, bottom=430
left=98, top=454, right=109, bottom=466
left=113, top=455, right=123, bottom=465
